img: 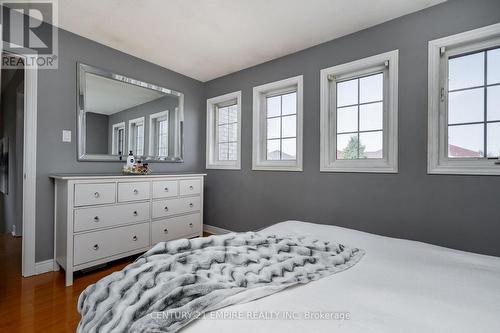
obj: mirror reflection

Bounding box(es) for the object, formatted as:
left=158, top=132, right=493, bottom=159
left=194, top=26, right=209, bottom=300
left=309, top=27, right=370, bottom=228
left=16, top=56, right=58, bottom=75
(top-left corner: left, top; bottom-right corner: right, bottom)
left=78, top=64, right=183, bottom=162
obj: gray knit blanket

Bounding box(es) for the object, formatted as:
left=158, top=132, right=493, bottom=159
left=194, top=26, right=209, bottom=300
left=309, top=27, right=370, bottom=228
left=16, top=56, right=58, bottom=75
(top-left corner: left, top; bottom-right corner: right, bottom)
left=77, top=232, right=364, bottom=333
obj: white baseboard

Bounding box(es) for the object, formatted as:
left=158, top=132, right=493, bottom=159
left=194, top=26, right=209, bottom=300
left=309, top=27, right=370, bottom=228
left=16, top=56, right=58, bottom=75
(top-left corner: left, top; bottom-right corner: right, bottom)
left=35, top=259, right=55, bottom=275
left=204, top=224, right=233, bottom=235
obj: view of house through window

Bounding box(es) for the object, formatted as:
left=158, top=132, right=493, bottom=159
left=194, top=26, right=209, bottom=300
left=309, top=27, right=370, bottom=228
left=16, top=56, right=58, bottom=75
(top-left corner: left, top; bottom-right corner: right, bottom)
left=336, top=73, right=384, bottom=160
left=217, top=104, right=238, bottom=161
left=266, top=91, right=297, bottom=160
left=447, top=47, right=500, bottom=158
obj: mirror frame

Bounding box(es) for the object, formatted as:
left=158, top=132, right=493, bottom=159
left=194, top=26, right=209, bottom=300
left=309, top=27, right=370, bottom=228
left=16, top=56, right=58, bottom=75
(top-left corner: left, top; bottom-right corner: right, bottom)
left=77, top=63, right=184, bottom=162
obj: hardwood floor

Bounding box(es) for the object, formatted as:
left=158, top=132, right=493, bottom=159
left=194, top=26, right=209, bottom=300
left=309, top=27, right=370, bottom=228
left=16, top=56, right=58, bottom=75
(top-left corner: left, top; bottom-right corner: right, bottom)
left=0, top=232, right=212, bottom=332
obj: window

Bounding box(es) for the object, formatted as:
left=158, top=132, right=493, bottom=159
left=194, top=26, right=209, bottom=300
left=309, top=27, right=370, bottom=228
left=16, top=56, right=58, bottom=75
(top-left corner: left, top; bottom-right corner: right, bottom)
left=149, top=111, right=169, bottom=158
left=206, top=91, right=241, bottom=169
left=428, top=23, right=500, bottom=175
left=252, top=76, right=303, bottom=171
left=320, top=50, right=398, bottom=173
left=111, top=122, right=125, bottom=155
left=128, top=117, right=144, bottom=156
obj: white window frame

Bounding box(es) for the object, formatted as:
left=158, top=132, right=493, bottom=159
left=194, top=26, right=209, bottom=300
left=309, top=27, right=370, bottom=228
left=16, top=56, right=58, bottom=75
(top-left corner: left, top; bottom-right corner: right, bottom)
left=428, top=23, right=500, bottom=175
left=128, top=116, right=145, bottom=156
left=320, top=50, right=398, bottom=173
left=148, top=110, right=170, bottom=157
left=111, top=122, right=125, bottom=155
left=206, top=91, right=242, bottom=170
left=252, top=76, right=303, bottom=171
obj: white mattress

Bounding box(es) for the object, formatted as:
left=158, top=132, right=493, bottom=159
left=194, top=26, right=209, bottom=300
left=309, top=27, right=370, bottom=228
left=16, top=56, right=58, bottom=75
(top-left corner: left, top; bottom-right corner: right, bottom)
left=183, top=221, right=500, bottom=333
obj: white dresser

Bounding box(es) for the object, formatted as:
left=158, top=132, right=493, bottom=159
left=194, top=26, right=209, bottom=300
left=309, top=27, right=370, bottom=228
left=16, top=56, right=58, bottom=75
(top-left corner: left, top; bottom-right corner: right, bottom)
left=50, top=173, right=205, bottom=286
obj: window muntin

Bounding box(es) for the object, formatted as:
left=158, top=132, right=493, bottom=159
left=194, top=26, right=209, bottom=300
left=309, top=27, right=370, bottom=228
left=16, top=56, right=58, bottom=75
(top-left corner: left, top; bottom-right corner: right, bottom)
left=336, top=73, right=384, bottom=160
left=265, top=91, right=297, bottom=161
left=216, top=103, right=238, bottom=161
left=447, top=47, right=500, bottom=158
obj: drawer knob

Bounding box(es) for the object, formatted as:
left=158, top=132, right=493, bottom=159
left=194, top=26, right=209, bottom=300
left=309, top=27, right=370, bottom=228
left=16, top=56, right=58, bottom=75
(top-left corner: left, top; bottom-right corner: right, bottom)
left=93, top=244, right=99, bottom=250
left=93, top=216, right=99, bottom=222
left=132, top=235, right=138, bottom=241
left=164, top=187, right=169, bottom=192
left=189, top=185, right=194, bottom=190
left=189, top=223, right=193, bottom=228
left=163, top=228, right=168, bottom=234
left=133, top=211, right=138, bottom=216
left=133, top=189, right=139, bottom=194
left=94, top=192, right=100, bottom=198
left=189, top=203, right=194, bottom=208
left=164, top=206, right=169, bottom=211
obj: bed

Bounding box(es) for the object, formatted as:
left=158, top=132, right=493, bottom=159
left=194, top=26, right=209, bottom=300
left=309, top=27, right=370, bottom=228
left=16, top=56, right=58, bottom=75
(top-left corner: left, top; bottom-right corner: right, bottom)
left=182, top=221, right=500, bottom=333
left=79, top=221, right=500, bottom=332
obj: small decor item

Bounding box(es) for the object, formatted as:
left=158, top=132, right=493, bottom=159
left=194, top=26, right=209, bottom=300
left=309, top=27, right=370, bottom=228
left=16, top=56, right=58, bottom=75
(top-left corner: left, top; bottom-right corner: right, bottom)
left=122, top=159, right=152, bottom=175
left=126, top=151, right=135, bottom=167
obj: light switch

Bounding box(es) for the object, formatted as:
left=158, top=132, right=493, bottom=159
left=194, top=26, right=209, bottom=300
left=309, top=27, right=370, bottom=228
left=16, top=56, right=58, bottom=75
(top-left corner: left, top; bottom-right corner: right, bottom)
left=62, top=130, right=71, bottom=143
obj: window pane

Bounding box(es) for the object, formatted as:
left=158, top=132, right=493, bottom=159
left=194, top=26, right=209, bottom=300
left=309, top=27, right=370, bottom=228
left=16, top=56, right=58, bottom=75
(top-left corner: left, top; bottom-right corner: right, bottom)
left=281, top=138, right=296, bottom=160
left=337, top=79, right=358, bottom=107
left=267, top=117, right=281, bottom=139
left=228, top=123, right=237, bottom=142
left=281, top=115, right=296, bottom=138
left=267, top=139, right=281, bottom=160
left=448, top=124, right=484, bottom=158
left=487, top=123, right=500, bottom=157
left=228, top=142, right=238, bottom=161
left=359, top=102, right=383, bottom=131
left=487, top=48, right=500, bottom=85
left=218, top=107, right=229, bottom=124
left=337, top=106, right=358, bottom=133
left=448, top=52, right=484, bottom=90
left=227, top=105, right=238, bottom=123
left=359, top=131, right=383, bottom=159
left=267, top=96, right=281, bottom=117
left=218, top=143, right=229, bottom=160
left=448, top=88, right=484, bottom=124
left=218, top=124, right=228, bottom=143
left=337, top=133, right=358, bottom=160
left=487, top=86, right=500, bottom=121
left=281, top=92, right=296, bottom=115
left=359, top=73, right=383, bottom=103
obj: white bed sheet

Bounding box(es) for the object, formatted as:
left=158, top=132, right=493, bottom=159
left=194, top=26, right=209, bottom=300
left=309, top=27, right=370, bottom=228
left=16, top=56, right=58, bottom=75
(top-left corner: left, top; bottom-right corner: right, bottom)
left=182, top=221, right=500, bottom=333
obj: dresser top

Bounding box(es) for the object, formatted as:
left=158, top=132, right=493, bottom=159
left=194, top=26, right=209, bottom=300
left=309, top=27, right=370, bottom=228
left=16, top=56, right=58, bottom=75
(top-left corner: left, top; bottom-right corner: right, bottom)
left=49, top=173, right=206, bottom=180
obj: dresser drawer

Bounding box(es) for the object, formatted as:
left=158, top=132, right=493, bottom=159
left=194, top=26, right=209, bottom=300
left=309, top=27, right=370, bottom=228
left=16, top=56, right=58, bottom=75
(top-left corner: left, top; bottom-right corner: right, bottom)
left=117, top=182, right=150, bottom=202
left=151, top=213, right=201, bottom=244
left=179, top=179, right=201, bottom=196
left=74, top=183, right=116, bottom=207
left=74, top=202, right=150, bottom=232
left=152, top=180, right=178, bottom=199
left=73, top=222, right=149, bottom=266
left=152, top=196, right=201, bottom=219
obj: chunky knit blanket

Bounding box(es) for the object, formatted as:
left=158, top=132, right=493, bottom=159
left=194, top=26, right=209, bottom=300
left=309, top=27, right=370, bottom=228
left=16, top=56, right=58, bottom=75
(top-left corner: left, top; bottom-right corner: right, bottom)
left=77, top=232, right=364, bottom=333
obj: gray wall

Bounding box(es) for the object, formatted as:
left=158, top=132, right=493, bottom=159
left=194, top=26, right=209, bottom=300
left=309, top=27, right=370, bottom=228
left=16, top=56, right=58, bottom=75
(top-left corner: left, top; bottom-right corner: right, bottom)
left=35, top=29, right=204, bottom=261
left=85, top=112, right=109, bottom=154
left=203, top=0, right=500, bottom=257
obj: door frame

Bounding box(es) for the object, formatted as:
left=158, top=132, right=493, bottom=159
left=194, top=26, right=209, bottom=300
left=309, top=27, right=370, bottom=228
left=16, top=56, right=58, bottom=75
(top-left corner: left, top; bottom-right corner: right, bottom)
left=1, top=37, right=38, bottom=277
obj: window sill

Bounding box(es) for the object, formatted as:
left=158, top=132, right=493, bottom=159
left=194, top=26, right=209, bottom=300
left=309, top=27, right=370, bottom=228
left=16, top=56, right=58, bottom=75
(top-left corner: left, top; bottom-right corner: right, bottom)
left=428, top=160, right=500, bottom=175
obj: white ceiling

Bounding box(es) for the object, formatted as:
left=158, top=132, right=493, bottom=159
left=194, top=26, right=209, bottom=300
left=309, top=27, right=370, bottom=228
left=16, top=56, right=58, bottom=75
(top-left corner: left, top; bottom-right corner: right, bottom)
left=85, top=73, right=164, bottom=115
left=57, top=0, right=445, bottom=82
